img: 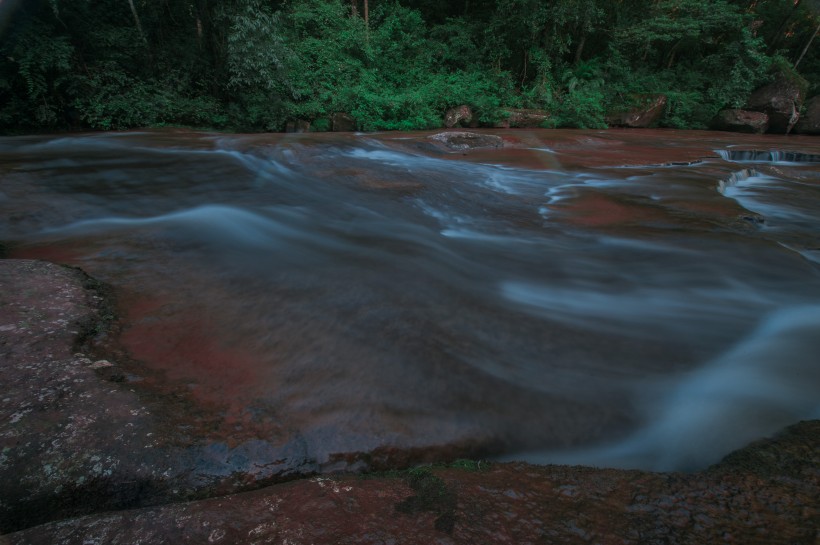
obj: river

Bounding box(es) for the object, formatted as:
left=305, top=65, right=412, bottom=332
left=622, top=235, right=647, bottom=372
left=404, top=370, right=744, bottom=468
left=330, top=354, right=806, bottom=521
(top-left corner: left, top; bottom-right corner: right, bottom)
left=1, top=128, right=819, bottom=472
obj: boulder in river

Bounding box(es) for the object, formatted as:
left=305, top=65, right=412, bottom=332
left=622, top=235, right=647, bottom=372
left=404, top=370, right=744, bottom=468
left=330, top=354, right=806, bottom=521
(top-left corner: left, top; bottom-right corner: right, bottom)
left=795, top=95, right=820, bottom=135
left=444, top=105, right=474, bottom=128
left=745, top=72, right=805, bottom=134
left=429, top=131, right=503, bottom=151
left=332, top=112, right=357, bottom=132
left=494, top=108, right=550, bottom=128
left=285, top=120, right=311, bottom=133
left=606, top=94, right=667, bottom=128
left=711, top=109, right=770, bottom=134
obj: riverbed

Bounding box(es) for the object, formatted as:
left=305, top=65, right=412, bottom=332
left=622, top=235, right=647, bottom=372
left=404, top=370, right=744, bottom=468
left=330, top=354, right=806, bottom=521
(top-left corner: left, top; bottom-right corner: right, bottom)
left=2, top=128, right=819, bottom=473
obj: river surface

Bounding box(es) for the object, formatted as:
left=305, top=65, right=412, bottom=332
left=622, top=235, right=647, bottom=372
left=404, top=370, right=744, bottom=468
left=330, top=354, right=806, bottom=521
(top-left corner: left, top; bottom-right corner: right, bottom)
left=1, top=128, right=819, bottom=472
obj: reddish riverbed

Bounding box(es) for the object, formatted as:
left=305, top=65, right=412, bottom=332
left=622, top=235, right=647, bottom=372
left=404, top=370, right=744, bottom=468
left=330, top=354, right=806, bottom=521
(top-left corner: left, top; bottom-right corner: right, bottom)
left=2, top=128, right=819, bottom=473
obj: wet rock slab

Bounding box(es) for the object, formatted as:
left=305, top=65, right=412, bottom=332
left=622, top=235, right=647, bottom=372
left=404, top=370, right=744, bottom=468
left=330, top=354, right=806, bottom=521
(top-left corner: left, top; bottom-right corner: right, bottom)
left=0, top=260, right=313, bottom=534
left=6, top=420, right=818, bottom=544
left=0, top=260, right=172, bottom=532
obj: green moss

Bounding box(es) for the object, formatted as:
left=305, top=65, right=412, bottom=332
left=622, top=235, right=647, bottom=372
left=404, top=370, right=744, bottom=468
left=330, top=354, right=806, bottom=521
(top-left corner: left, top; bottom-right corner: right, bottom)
left=395, top=467, right=458, bottom=534
left=448, top=459, right=484, bottom=472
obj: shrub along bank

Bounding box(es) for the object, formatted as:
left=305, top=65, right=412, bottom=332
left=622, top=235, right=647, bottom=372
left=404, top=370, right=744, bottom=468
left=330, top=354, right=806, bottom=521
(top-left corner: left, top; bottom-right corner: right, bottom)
left=1, top=0, right=818, bottom=133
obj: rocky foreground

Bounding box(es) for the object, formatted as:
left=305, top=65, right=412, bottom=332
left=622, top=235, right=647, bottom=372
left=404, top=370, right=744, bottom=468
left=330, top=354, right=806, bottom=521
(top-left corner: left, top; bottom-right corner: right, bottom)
left=0, top=259, right=818, bottom=544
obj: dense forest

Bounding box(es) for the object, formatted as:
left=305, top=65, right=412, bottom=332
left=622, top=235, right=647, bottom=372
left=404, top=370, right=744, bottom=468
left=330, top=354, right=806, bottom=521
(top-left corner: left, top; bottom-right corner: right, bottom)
left=0, top=0, right=818, bottom=133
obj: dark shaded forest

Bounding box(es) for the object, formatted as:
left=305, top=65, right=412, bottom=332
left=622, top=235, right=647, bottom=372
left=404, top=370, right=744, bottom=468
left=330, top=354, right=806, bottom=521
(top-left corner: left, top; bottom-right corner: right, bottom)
left=0, top=0, right=818, bottom=133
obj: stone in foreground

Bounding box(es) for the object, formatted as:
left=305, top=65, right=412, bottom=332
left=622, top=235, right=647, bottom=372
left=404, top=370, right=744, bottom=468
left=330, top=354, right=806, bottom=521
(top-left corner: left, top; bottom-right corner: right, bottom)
left=7, top=421, right=818, bottom=544
left=0, top=261, right=314, bottom=534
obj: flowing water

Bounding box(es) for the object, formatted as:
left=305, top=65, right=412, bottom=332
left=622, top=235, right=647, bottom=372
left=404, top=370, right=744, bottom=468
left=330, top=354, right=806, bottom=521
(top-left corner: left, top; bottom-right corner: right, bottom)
left=1, top=128, right=819, bottom=472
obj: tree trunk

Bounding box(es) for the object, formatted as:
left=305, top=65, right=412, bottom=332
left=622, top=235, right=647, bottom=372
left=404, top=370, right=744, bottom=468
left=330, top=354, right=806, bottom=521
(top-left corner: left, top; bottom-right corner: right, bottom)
left=364, top=0, right=369, bottom=27
left=767, top=0, right=802, bottom=54
left=574, top=34, right=587, bottom=64
left=127, top=0, right=147, bottom=44
left=665, top=39, right=682, bottom=69
left=794, top=19, right=820, bottom=68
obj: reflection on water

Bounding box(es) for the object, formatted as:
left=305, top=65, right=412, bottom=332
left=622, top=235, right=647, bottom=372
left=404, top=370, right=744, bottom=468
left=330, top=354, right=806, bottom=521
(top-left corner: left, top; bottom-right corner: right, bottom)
left=1, top=129, right=819, bottom=471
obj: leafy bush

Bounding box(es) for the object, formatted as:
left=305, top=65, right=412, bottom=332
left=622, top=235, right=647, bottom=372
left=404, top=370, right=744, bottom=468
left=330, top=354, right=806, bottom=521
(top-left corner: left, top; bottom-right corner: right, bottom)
left=73, top=64, right=226, bottom=130
left=0, top=18, right=74, bottom=128
left=554, top=81, right=607, bottom=129
left=0, top=0, right=816, bottom=133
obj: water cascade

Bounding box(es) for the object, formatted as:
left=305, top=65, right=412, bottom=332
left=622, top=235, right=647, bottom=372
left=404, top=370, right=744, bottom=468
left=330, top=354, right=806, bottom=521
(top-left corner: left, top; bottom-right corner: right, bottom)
left=2, top=129, right=819, bottom=474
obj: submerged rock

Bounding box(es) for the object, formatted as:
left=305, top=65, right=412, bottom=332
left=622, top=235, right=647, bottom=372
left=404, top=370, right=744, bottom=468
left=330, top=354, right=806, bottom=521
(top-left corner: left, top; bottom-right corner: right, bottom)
left=7, top=421, right=818, bottom=544
left=429, top=131, right=503, bottom=151
left=711, top=109, right=770, bottom=134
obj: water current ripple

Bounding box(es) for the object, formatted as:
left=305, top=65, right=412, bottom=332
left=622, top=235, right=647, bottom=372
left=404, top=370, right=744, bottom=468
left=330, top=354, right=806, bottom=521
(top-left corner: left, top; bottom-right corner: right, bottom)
left=1, top=130, right=819, bottom=472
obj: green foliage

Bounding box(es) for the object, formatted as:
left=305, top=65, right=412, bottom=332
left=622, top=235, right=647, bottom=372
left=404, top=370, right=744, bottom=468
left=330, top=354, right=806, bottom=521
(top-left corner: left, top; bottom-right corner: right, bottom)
left=281, top=0, right=368, bottom=117
left=347, top=85, right=441, bottom=131
left=555, top=82, right=607, bottom=129
left=768, top=55, right=811, bottom=99
left=448, top=459, right=485, bottom=471
left=0, top=18, right=74, bottom=127
left=311, top=117, right=331, bottom=131
left=395, top=467, right=457, bottom=534
left=538, top=60, right=607, bottom=128
left=14, top=25, right=72, bottom=101
left=428, top=17, right=485, bottom=70
left=604, top=0, right=773, bottom=128
left=703, top=28, right=770, bottom=110
left=227, top=0, right=293, bottom=95
left=614, top=0, right=751, bottom=72
left=0, top=0, right=817, bottom=133
left=274, top=1, right=516, bottom=131
left=662, top=91, right=709, bottom=129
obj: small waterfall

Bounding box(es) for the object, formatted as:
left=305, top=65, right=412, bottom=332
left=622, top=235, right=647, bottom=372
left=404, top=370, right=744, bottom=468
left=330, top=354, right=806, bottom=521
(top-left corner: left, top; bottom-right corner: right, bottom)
left=717, top=168, right=758, bottom=194
left=715, top=149, right=820, bottom=163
